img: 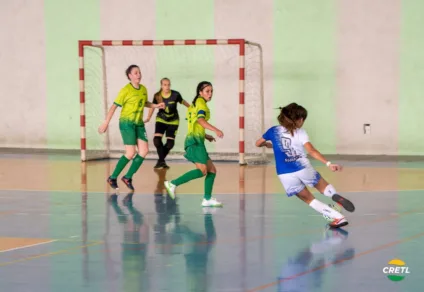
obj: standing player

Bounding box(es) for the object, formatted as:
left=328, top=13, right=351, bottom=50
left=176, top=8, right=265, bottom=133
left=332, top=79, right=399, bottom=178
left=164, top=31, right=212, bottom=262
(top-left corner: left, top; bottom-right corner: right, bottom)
left=164, top=81, right=224, bottom=207
left=144, top=78, right=190, bottom=169
left=255, top=103, right=355, bottom=228
left=98, top=65, right=165, bottom=190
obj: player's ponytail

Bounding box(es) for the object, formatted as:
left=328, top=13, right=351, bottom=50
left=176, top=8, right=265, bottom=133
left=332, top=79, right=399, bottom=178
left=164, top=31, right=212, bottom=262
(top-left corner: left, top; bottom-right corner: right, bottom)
left=192, top=81, right=213, bottom=106
left=278, top=103, right=308, bottom=136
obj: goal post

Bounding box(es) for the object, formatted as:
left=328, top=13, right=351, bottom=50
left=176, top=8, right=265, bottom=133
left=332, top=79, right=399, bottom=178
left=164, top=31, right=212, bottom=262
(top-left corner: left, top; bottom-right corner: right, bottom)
left=79, top=39, right=267, bottom=165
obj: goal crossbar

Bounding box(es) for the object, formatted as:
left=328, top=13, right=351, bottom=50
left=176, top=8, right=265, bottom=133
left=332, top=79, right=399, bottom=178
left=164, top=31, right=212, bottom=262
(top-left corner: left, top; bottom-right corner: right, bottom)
left=78, top=38, right=266, bottom=165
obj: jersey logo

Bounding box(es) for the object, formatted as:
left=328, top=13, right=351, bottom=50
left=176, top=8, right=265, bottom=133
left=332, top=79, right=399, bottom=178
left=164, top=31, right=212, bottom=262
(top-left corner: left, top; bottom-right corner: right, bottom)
left=281, top=137, right=296, bottom=157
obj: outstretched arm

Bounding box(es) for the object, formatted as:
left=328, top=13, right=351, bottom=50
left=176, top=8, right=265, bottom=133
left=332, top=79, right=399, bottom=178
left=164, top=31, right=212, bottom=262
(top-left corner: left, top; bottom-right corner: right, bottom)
left=182, top=100, right=190, bottom=108
left=145, top=101, right=165, bottom=109
left=304, top=142, right=342, bottom=171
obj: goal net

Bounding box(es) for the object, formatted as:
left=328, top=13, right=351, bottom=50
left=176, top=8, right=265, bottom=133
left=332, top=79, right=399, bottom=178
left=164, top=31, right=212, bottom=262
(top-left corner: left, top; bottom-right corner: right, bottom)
left=79, top=39, right=267, bottom=165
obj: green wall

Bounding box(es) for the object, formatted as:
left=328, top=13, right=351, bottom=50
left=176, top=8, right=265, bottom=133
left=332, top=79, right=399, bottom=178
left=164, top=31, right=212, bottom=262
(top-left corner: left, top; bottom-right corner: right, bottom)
left=45, top=0, right=101, bottom=149
left=399, top=0, right=424, bottom=155
left=274, top=0, right=337, bottom=154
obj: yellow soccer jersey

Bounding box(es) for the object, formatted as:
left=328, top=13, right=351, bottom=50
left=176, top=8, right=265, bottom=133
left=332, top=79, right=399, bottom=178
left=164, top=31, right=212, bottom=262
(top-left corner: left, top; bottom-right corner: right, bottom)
left=114, top=83, right=148, bottom=126
left=185, top=97, right=210, bottom=147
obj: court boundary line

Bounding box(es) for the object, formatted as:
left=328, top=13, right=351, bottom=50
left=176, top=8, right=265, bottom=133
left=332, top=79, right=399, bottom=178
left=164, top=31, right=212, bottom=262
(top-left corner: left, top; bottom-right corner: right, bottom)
left=0, top=239, right=57, bottom=254
left=246, top=231, right=424, bottom=292
left=1, top=188, right=424, bottom=195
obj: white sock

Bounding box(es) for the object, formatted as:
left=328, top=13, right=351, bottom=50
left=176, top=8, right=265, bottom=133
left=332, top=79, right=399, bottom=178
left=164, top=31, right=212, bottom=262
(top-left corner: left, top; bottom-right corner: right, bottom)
left=309, top=199, right=343, bottom=219
left=323, top=184, right=337, bottom=197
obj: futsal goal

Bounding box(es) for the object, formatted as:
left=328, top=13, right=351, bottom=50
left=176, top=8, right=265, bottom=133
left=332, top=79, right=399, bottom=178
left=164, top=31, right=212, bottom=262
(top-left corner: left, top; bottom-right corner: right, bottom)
left=79, top=39, right=267, bottom=165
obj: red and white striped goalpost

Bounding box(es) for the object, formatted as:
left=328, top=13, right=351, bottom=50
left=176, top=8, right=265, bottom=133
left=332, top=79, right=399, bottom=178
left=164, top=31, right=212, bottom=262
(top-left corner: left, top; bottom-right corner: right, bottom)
left=79, top=39, right=265, bottom=165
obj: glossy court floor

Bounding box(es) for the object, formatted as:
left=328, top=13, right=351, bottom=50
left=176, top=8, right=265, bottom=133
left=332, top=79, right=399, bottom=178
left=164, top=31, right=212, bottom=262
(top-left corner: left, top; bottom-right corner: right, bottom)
left=0, top=152, right=423, bottom=292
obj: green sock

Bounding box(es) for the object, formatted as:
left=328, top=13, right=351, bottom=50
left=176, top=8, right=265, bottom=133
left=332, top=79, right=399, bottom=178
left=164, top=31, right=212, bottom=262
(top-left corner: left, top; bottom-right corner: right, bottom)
left=125, top=154, right=144, bottom=179
left=111, top=155, right=130, bottom=179
left=204, top=172, right=216, bottom=200
left=172, top=169, right=204, bottom=186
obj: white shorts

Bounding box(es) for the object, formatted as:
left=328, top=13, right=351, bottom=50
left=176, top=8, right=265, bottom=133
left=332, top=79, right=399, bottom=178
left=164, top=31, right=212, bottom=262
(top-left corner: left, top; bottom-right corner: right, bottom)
left=278, top=166, right=321, bottom=197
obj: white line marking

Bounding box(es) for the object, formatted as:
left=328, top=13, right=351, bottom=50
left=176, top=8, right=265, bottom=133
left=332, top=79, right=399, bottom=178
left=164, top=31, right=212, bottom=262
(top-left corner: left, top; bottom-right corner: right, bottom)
left=2, top=188, right=424, bottom=195
left=0, top=240, right=57, bottom=253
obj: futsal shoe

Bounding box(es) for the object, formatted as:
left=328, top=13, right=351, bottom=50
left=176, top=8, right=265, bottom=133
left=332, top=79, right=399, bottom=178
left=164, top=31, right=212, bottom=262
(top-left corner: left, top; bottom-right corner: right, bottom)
left=331, top=194, right=355, bottom=212
left=164, top=181, right=176, bottom=200
left=154, top=161, right=164, bottom=169
left=201, top=198, right=223, bottom=208
left=329, top=217, right=348, bottom=229
left=107, top=177, right=119, bottom=189
left=121, top=176, right=134, bottom=191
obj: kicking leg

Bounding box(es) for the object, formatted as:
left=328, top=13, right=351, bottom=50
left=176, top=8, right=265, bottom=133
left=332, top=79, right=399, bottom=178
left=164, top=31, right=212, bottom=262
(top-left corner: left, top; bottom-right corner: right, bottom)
left=296, top=187, right=348, bottom=228
left=314, top=178, right=355, bottom=212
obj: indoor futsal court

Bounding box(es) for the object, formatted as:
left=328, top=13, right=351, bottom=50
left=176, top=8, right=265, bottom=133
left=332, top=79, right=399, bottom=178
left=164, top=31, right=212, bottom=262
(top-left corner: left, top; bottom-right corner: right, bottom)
left=3, top=0, right=424, bottom=291
left=0, top=152, right=423, bottom=291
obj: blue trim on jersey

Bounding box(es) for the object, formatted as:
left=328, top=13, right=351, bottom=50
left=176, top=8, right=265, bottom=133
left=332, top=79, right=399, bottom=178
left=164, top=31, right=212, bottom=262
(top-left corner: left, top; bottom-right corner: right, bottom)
left=263, top=126, right=306, bottom=174
left=198, top=110, right=206, bottom=116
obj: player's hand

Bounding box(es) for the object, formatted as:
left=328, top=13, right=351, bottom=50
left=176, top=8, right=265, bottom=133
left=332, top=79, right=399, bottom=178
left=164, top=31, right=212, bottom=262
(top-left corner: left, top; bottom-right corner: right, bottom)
left=98, top=122, right=108, bottom=133
left=206, top=135, right=216, bottom=142
left=265, top=142, right=273, bottom=148
left=157, top=102, right=165, bottom=109
left=328, top=163, right=343, bottom=172
left=214, top=129, right=224, bottom=138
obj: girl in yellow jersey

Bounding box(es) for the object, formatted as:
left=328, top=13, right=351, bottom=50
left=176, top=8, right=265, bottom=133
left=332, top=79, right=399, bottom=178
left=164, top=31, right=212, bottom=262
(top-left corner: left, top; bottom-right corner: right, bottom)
left=164, top=81, right=224, bottom=207
left=98, top=65, right=165, bottom=190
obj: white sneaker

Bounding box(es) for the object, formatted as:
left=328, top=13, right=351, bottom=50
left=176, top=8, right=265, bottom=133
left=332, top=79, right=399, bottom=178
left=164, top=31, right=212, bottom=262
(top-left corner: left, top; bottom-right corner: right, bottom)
left=164, top=181, right=176, bottom=200
left=201, top=198, right=223, bottom=208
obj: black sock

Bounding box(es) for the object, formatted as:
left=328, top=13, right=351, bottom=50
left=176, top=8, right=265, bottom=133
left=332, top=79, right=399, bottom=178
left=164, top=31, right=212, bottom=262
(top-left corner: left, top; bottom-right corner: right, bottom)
left=164, top=139, right=175, bottom=159
left=153, top=136, right=165, bottom=163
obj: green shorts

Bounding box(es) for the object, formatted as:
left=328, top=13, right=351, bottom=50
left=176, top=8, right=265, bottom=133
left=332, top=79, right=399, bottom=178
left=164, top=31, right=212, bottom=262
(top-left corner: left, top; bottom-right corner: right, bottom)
left=184, top=143, right=210, bottom=165
left=119, top=122, right=148, bottom=145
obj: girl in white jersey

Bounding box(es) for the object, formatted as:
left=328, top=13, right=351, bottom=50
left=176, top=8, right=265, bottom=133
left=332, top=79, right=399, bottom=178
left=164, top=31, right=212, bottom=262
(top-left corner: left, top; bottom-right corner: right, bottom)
left=256, top=103, right=355, bottom=228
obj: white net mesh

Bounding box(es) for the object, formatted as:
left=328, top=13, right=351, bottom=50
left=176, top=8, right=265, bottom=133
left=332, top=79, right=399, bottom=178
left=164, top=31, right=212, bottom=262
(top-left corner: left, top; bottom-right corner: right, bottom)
left=83, top=41, right=267, bottom=164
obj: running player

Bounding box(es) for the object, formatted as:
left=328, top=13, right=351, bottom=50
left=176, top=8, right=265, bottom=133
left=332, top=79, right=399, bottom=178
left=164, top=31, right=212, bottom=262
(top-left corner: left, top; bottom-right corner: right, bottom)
left=144, top=78, right=190, bottom=169
left=98, top=65, right=165, bottom=190
left=255, top=103, right=355, bottom=228
left=164, top=81, right=224, bottom=207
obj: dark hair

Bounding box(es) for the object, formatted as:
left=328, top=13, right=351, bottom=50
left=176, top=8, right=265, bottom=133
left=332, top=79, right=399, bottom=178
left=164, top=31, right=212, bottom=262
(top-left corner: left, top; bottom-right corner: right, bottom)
left=192, top=81, right=213, bottom=106
left=277, top=103, right=308, bottom=136
left=153, top=77, right=170, bottom=103
left=125, top=65, right=139, bottom=80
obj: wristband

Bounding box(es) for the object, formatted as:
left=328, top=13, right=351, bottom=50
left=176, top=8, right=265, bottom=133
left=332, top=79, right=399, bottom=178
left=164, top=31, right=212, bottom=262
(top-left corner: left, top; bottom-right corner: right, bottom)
left=326, top=161, right=331, bottom=167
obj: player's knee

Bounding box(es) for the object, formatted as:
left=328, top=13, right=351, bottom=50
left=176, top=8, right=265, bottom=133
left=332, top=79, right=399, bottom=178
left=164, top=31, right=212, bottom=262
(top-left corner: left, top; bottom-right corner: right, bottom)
left=197, top=165, right=207, bottom=176
left=138, top=146, right=148, bottom=157
left=165, top=139, right=175, bottom=150
left=125, top=148, right=136, bottom=159
left=208, top=165, right=217, bottom=174
left=153, top=136, right=163, bottom=148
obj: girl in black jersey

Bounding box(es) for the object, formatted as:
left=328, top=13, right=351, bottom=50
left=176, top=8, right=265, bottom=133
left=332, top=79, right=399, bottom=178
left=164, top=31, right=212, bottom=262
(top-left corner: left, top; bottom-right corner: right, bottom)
left=145, top=78, right=190, bottom=169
